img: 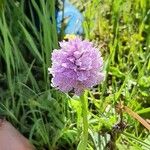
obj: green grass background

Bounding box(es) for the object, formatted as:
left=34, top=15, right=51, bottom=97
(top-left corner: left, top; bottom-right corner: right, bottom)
left=0, top=0, right=150, bottom=149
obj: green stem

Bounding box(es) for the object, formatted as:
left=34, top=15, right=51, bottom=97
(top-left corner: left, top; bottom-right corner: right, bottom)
left=78, top=91, right=88, bottom=150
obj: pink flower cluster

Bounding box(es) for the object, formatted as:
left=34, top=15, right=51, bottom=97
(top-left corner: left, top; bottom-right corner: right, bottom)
left=49, top=37, right=104, bottom=95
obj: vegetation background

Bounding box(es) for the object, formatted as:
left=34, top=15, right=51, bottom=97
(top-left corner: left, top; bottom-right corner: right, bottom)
left=0, top=0, right=150, bottom=149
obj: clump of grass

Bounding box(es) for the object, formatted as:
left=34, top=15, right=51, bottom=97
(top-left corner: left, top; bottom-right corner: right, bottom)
left=82, top=0, right=150, bottom=149
left=0, top=0, right=65, bottom=149
left=0, top=0, right=150, bottom=150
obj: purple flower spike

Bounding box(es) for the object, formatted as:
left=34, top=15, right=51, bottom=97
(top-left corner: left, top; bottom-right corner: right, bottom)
left=49, top=37, right=104, bottom=95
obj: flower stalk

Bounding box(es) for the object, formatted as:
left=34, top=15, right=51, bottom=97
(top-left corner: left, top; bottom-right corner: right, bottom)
left=78, top=91, right=88, bottom=150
